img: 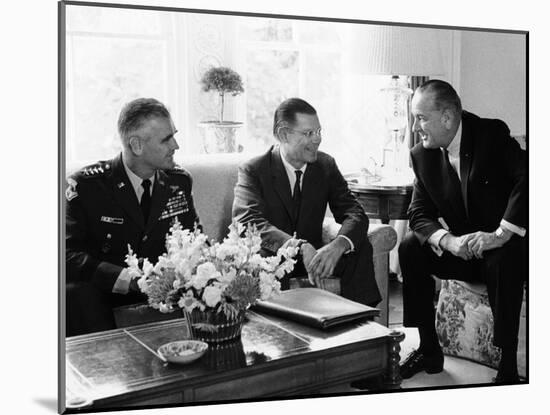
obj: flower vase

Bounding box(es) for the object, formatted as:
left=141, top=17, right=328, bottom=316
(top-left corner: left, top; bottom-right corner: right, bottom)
left=204, top=339, right=247, bottom=371
left=184, top=309, right=246, bottom=343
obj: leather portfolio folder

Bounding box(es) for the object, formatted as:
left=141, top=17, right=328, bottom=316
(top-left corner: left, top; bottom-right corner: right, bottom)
left=253, top=288, right=379, bottom=329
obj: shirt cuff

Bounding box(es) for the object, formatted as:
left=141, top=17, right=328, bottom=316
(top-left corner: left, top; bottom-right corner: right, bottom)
left=428, top=229, right=449, bottom=257
left=337, top=234, right=354, bottom=254
left=112, top=268, right=132, bottom=294
left=500, top=220, right=526, bottom=237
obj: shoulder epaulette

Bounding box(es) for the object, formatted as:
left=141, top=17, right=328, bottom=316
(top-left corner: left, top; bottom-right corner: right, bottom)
left=167, top=165, right=191, bottom=176
left=76, top=160, right=111, bottom=179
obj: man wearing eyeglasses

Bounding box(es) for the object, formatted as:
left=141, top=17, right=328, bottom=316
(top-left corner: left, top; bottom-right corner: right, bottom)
left=232, top=97, right=381, bottom=307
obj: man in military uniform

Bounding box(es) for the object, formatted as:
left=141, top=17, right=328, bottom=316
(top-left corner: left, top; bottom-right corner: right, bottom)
left=66, top=98, right=201, bottom=336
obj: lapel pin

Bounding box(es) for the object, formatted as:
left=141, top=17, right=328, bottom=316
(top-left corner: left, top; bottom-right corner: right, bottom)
left=117, top=182, right=125, bottom=188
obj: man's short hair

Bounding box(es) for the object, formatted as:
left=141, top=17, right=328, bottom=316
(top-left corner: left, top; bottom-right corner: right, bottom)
left=117, top=98, right=171, bottom=140
left=273, top=98, right=317, bottom=136
left=417, top=79, right=463, bottom=114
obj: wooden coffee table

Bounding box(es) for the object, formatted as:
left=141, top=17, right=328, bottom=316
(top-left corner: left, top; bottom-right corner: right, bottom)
left=64, top=311, right=404, bottom=411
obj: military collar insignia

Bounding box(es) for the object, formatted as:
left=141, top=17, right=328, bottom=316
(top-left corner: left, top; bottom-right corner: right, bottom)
left=117, top=182, right=125, bottom=188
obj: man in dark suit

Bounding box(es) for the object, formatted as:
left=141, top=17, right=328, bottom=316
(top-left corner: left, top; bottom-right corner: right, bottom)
left=232, top=97, right=380, bottom=306
left=65, top=98, right=201, bottom=336
left=399, top=80, right=526, bottom=383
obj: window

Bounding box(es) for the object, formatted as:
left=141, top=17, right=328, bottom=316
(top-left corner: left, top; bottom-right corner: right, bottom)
left=65, top=6, right=402, bottom=175
left=236, top=17, right=396, bottom=173
left=65, top=6, right=180, bottom=170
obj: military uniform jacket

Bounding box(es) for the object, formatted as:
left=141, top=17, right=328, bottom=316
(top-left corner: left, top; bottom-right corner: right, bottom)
left=66, top=153, right=201, bottom=293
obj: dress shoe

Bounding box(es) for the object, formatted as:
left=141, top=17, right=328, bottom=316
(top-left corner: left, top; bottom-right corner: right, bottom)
left=400, top=349, right=444, bottom=379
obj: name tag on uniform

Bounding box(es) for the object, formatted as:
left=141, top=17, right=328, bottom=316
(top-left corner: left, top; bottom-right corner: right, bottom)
left=159, top=191, right=189, bottom=220
left=101, top=216, right=124, bottom=225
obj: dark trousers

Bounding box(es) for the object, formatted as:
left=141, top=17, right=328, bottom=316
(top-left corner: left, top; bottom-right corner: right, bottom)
left=66, top=282, right=146, bottom=337
left=398, top=232, right=526, bottom=349
left=281, top=238, right=382, bottom=307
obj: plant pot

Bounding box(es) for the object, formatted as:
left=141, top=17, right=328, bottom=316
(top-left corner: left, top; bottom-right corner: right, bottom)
left=198, top=121, right=243, bottom=154
left=184, top=308, right=246, bottom=343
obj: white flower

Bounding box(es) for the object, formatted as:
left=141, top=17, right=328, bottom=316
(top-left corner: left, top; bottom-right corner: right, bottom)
left=219, top=267, right=237, bottom=284
left=203, top=285, right=223, bottom=307
left=153, top=255, right=173, bottom=275
left=247, top=254, right=265, bottom=268
left=158, top=302, right=171, bottom=313
left=178, top=290, right=201, bottom=311
left=137, top=274, right=148, bottom=291
left=259, top=271, right=281, bottom=300
left=126, top=221, right=298, bottom=318
left=190, top=262, right=220, bottom=290
left=142, top=258, right=154, bottom=276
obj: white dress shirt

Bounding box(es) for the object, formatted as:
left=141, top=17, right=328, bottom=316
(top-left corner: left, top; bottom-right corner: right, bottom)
left=279, top=148, right=354, bottom=253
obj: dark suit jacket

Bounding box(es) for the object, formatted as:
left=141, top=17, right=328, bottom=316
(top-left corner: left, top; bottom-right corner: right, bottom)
left=408, top=111, right=526, bottom=245
left=232, top=145, right=368, bottom=254
left=66, top=153, right=201, bottom=293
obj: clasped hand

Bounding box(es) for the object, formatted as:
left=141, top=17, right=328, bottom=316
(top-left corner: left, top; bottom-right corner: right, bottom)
left=443, top=231, right=506, bottom=260
left=302, top=239, right=347, bottom=287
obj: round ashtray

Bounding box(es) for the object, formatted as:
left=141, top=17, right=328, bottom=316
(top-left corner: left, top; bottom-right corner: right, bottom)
left=157, top=340, right=208, bottom=364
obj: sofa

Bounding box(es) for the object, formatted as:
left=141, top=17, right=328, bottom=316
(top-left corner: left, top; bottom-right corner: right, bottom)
left=114, top=153, right=397, bottom=326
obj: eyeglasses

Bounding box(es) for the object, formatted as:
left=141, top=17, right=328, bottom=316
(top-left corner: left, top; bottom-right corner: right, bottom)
left=287, top=127, right=322, bottom=139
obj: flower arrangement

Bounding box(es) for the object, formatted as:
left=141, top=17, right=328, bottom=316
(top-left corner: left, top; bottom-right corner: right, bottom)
left=200, top=66, right=244, bottom=122
left=125, top=220, right=299, bottom=322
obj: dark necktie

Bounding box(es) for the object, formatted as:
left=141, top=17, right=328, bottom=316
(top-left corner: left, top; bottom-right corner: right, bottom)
left=443, top=149, right=467, bottom=214
left=292, top=170, right=302, bottom=227
left=141, top=179, right=152, bottom=221
left=444, top=149, right=460, bottom=180
left=443, top=149, right=460, bottom=184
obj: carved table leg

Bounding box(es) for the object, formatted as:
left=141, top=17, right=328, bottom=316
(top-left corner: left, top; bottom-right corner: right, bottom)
left=384, top=330, right=405, bottom=389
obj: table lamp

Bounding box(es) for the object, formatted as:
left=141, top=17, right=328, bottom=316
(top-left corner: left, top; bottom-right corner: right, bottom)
left=381, top=75, right=412, bottom=173
left=349, top=24, right=445, bottom=176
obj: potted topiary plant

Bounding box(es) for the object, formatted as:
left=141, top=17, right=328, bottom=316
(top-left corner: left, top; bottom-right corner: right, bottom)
left=198, top=66, right=245, bottom=153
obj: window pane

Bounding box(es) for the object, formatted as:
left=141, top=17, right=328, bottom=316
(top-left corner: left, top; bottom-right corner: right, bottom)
left=243, top=49, right=299, bottom=153
left=302, top=50, right=342, bottom=158
left=238, top=17, right=293, bottom=42
left=67, top=37, right=166, bottom=167
left=66, top=5, right=163, bottom=35
left=296, top=21, right=342, bottom=46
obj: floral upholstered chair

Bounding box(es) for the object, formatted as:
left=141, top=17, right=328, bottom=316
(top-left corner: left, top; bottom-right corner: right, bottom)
left=435, top=280, right=526, bottom=378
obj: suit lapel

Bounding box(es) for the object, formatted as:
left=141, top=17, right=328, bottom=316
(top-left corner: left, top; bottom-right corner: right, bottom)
left=110, top=154, right=145, bottom=229
left=271, top=147, right=295, bottom=224
left=459, top=114, right=474, bottom=218
left=145, top=170, right=172, bottom=234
